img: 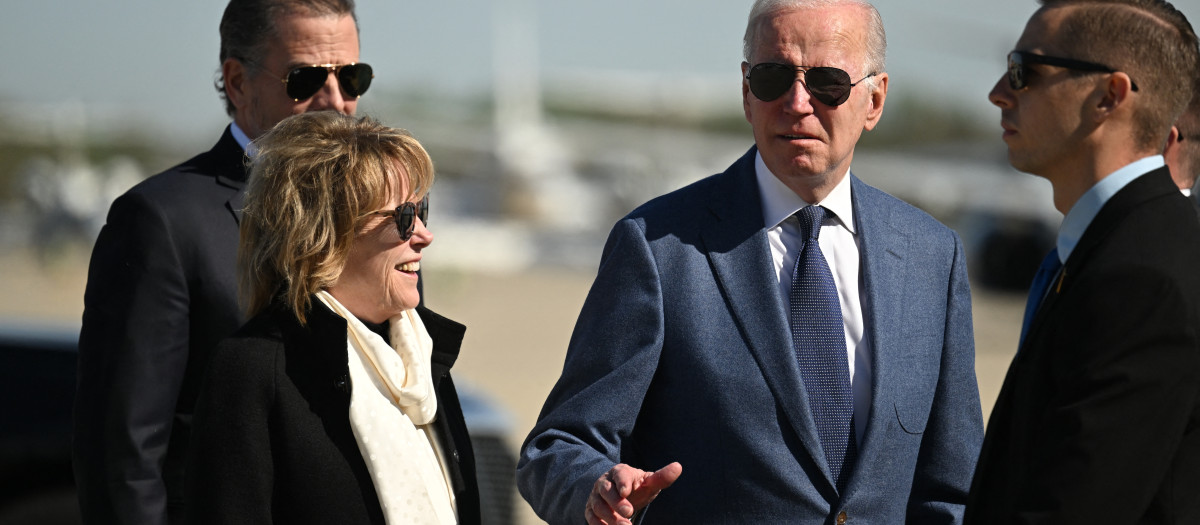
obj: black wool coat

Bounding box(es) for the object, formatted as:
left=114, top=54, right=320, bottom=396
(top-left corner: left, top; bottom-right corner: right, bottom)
left=185, top=299, right=481, bottom=525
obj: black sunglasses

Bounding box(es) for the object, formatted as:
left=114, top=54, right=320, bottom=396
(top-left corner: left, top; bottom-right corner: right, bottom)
left=279, top=62, right=374, bottom=101
left=1006, top=51, right=1138, bottom=92
left=368, top=195, right=429, bottom=241
left=745, top=62, right=876, bottom=106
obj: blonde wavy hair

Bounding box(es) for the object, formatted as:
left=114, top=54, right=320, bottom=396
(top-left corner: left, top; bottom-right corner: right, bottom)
left=239, top=111, right=434, bottom=324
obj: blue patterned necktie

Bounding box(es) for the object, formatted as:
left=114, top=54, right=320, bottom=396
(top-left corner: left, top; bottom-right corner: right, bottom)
left=1019, top=248, right=1062, bottom=347
left=789, top=205, right=856, bottom=491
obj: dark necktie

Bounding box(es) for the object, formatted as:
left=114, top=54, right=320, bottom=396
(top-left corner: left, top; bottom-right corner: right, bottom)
left=789, top=205, right=856, bottom=491
left=1019, top=248, right=1062, bottom=347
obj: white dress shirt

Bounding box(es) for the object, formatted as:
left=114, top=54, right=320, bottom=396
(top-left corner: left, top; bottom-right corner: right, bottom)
left=755, top=152, right=871, bottom=445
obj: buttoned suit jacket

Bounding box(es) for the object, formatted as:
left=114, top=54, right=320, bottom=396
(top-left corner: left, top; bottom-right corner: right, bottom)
left=73, top=126, right=247, bottom=524
left=966, top=168, right=1200, bottom=524
left=518, top=146, right=983, bottom=524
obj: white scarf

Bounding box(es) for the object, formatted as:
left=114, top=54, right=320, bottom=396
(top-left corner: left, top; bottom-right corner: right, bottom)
left=315, top=291, right=457, bottom=524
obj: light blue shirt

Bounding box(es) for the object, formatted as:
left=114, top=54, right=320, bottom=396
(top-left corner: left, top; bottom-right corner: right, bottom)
left=1056, top=155, right=1165, bottom=263
left=230, top=120, right=253, bottom=156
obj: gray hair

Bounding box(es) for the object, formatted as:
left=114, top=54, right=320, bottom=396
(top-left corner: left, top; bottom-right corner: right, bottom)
left=742, top=0, right=887, bottom=87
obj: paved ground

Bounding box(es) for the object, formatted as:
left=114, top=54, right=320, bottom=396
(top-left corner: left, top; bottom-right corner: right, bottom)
left=1, top=248, right=1023, bottom=525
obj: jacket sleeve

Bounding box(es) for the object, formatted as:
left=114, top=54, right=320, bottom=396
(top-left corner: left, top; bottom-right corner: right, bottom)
left=73, top=190, right=191, bottom=525
left=907, top=233, right=985, bottom=523
left=184, top=339, right=276, bottom=525
left=517, top=218, right=666, bottom=525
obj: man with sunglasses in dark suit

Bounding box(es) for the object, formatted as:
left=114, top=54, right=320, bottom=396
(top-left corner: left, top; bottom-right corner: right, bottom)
left=518, top=1, right=984, bottom=523
left=72, top=1, right=373, bottom=523
left=966, top=1, right=1200, bottom=523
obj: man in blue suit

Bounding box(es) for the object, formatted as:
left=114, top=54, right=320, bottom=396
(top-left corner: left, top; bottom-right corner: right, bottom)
left=517, top=1, right=983, bottom=523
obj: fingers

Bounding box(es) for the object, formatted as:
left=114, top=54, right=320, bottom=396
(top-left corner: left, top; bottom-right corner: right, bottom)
left=587, top=465, right=639, bottom=525
left=627, top=462, right=683, bottom=508
left=604, top=466, right=638, bottom=513
left=585, top=495, right=620, bottom=525
left=585, top=462, right=684, bottom=524
left=642, top=462, right=683, bottom=493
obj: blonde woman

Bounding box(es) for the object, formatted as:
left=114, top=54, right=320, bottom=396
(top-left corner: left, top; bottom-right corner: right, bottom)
left=186, top=111, right=479, bottom=525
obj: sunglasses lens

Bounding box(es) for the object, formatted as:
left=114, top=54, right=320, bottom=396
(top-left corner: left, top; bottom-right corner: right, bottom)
left=1007, top=53, right=1026, bottom=90
left=398, top=204, right=416, bottom=240
left=417, top=195, right=429, bottom=226
left=338, top=63, right=374, bottom=98
left=749, top=64, right=795, bottom=102
left=285, top=66, right=328, bottom=101
left=804, top=67, right=853, bottom=106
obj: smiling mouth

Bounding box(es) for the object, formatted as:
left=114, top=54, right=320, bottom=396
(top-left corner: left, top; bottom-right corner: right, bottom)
left=396, top=261, right=420, bottom=273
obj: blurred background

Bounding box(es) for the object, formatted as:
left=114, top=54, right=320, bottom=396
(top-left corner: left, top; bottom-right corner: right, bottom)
left=1, top=0, right=1195, bottom=523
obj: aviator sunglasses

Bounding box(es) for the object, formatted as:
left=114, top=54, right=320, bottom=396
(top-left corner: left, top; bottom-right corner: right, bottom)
left=1006, top=51, right=1138, bottom=92
left=746, top=63, right=876, bottom=106
left=368, top=195, right=429, bottom=241
left=278, top=62, right=374, bottom=101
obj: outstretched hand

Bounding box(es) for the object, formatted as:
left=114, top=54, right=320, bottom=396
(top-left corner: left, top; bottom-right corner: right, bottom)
left=584, top=462, right=683, bottom=525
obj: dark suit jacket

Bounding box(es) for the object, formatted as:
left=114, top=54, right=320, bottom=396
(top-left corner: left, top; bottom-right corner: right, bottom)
left=184, top=300, right=481, bottom=525
left=73, top=127, right=247, bottom=524
left=967, top=168, right=1200, bottom=524
left=518, top=147, right=983, bottom=524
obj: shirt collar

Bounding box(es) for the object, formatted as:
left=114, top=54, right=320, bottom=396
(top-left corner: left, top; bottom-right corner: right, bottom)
left=230, top=120, right=255, bottom=156
left=755, top=151, right=856, bottom=234
left=1057, top=155, right=1163, bottom=262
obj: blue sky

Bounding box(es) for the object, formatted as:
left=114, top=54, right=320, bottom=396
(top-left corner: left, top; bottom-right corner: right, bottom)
left=4, top=0, right=1197, bottom=148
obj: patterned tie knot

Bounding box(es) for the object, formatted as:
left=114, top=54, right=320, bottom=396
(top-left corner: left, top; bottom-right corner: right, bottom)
left=798, top=205, right=828, bottom=242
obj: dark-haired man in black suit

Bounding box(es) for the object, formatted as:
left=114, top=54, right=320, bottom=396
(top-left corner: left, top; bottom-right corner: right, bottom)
left=72, top=1, right=371, bottom=523
left=967, top=0, right=1200, bottom=523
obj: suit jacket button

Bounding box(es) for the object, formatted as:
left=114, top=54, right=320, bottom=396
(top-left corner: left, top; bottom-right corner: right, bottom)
left=452, top=450, right=460, bottom=462
left=334, top=376, right=349, bottom=393
left=836, top=511, right=847, bottom=524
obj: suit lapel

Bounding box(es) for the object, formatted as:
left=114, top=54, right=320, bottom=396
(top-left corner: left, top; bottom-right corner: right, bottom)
left=226, top=186, right=246, bottom=225
left=1023, top=168, right=1177, bottom=348
left=700, top=147, right=834, bottom=491
left=843, top=176, right=909, bottom=497
left=208, top=125, right=250, bottom=225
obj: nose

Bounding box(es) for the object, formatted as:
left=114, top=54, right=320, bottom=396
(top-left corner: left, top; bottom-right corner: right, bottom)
left=782, top=75, right=816, bottom=114
left=988, top=75, right=1013, bottom=109
left=408, top=217, right=433, bottom=248
left=306, top=69, right=351, bottom=115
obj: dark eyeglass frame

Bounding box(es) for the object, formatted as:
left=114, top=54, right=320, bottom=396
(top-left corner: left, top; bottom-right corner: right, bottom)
left=745, top=62, right=877, bottom=106
left=1007, top=51, right=1138, bottom=92
left=367, top=195, right=429, bottom=241
left=278, top=62, right=374, bottom=102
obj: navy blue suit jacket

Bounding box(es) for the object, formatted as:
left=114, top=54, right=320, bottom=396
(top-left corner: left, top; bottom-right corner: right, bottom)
left=518, top=147, right=983, bottom=524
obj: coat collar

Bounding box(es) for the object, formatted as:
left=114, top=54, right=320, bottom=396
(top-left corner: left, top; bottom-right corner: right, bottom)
left=281, top=298, right=467, bottom=390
